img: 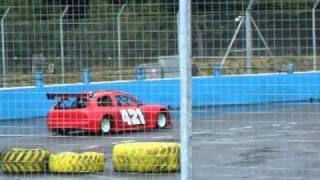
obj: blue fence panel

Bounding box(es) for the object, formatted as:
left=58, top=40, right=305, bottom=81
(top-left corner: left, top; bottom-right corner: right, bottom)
left=0, top=72, right=319, bottom=120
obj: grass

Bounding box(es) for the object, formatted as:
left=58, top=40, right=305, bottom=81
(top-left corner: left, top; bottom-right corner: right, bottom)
left=2, top=56, right=318, bottom=88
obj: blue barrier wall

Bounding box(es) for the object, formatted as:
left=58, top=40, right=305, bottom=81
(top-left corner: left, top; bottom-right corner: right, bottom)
left=0, top=72, right=320, bottom=120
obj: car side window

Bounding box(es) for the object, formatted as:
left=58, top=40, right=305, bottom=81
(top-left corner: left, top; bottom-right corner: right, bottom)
left=55, top=97, right=87, bottom=109
left=76, top=98, right=87, bottom=108
left=97, top=96, right=113, bottom=107
left=116, top=95, right=135, bottom=106
left=57, top=98, right=73, bottom=109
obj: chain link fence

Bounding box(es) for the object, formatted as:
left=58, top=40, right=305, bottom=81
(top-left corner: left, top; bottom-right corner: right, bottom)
left=0, top=1, right=319, bottom=87
left=0, top=1, right=320, bottom=180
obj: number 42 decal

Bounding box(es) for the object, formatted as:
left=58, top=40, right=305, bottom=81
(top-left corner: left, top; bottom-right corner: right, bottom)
left=120, top=109, right=145, bottom=125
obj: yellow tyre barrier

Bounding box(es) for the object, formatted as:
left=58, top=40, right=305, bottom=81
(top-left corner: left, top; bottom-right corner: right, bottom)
left=48, top=152, right=105, bottom=173
left=0, top=148, right=51, bottom=173
left=112, top=142, right=180, bottom=173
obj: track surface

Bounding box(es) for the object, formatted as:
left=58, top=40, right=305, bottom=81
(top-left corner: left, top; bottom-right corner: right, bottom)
left=0, top=102, right=320, bottom=179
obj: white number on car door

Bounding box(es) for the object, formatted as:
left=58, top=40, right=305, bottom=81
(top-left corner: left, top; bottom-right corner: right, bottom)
left=120, top=109, right=145, bottom=125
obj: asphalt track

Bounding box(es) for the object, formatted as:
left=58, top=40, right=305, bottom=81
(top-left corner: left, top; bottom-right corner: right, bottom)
left=0, top=102, right=320, bottom=180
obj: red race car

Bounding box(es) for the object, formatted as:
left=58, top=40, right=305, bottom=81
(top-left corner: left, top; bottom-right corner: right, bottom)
left=47, top=90, right=172, bottom=135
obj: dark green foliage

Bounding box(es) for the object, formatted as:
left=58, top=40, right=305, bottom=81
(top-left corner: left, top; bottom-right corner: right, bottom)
left=0, top=0, right=315, bottom=76
left=43, top=0, right=89, bottom=19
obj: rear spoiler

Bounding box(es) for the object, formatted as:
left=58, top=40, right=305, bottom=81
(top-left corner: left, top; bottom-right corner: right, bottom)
left=46, top=93, right=89, bottom=100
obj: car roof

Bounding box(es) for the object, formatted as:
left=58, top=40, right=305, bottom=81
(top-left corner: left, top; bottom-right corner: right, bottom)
left=94, top=90, right=124, bottom=95
left=91, top=90, right=128, bottom=97
left=47, top=90, right=127, bottom=100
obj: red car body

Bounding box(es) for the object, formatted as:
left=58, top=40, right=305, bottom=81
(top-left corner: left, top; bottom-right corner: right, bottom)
left=47, top=91, right=172, bottom=134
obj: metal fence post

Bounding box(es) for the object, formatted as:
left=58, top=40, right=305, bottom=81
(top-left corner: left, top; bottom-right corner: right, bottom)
left=245, top=9, right=252, bottom=74
left=117, top=4, right=127, bottom=81
left=312, top=0, right=320, bottom=71
left=1, top=7, right=11, bottom=87
left=220, top=16, right=244, bottom=67
left=177, top=11, right=180, bottom=54
left=60, top=6, right=69, bottom=84
left=179, top=0, right=192, bottom=180
left=245, top=0, right=256, bottom=74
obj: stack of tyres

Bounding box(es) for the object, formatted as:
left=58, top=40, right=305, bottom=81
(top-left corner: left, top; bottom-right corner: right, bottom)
left=112, top=142, right=180, bottom=173
left=0, top=148, right=51, bottom=173
left=49, top=152, right=105, bottom=173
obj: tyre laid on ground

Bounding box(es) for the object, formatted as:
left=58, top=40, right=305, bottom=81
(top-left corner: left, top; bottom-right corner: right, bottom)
left=157, top=112, right=167, bottom=128
left=112, top=142, right=180, bottom=173
left=48, top=152, right=105, bottom=173
left=0, top=148, right=51, bottom=173
left=101, top=117, right=111, bottom=134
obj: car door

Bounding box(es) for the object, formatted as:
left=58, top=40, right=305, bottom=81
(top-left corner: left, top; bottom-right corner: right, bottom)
left=95, top=95, right=117, bottom=128
left=114, top=94, right=146, bottom=130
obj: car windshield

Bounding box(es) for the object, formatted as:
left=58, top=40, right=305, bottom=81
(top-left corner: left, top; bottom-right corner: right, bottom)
left=55, top=97, right=87, bottom=109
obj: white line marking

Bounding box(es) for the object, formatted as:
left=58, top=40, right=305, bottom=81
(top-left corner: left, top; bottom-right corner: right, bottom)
left=112, top=140, right=136, bottom=145
left=151, top=135, right=175, bottom=139
left=192, top=130, right=212, bottom=135
left=79, top=145, right=102, bottom=150
left=229, top=126, right=252, bottom=131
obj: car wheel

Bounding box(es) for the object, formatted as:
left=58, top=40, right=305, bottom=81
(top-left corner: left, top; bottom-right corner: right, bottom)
left=157, top=112, right=167, bottom=128
left=101, top=117, right=111, bottom=133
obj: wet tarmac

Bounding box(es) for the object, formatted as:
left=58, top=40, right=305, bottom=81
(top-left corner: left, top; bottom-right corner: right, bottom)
left=1, top=102, right=320, bottom=180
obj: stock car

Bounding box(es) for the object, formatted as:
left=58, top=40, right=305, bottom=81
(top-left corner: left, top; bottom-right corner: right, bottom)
left=46, top=90, right=172, bottom=135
